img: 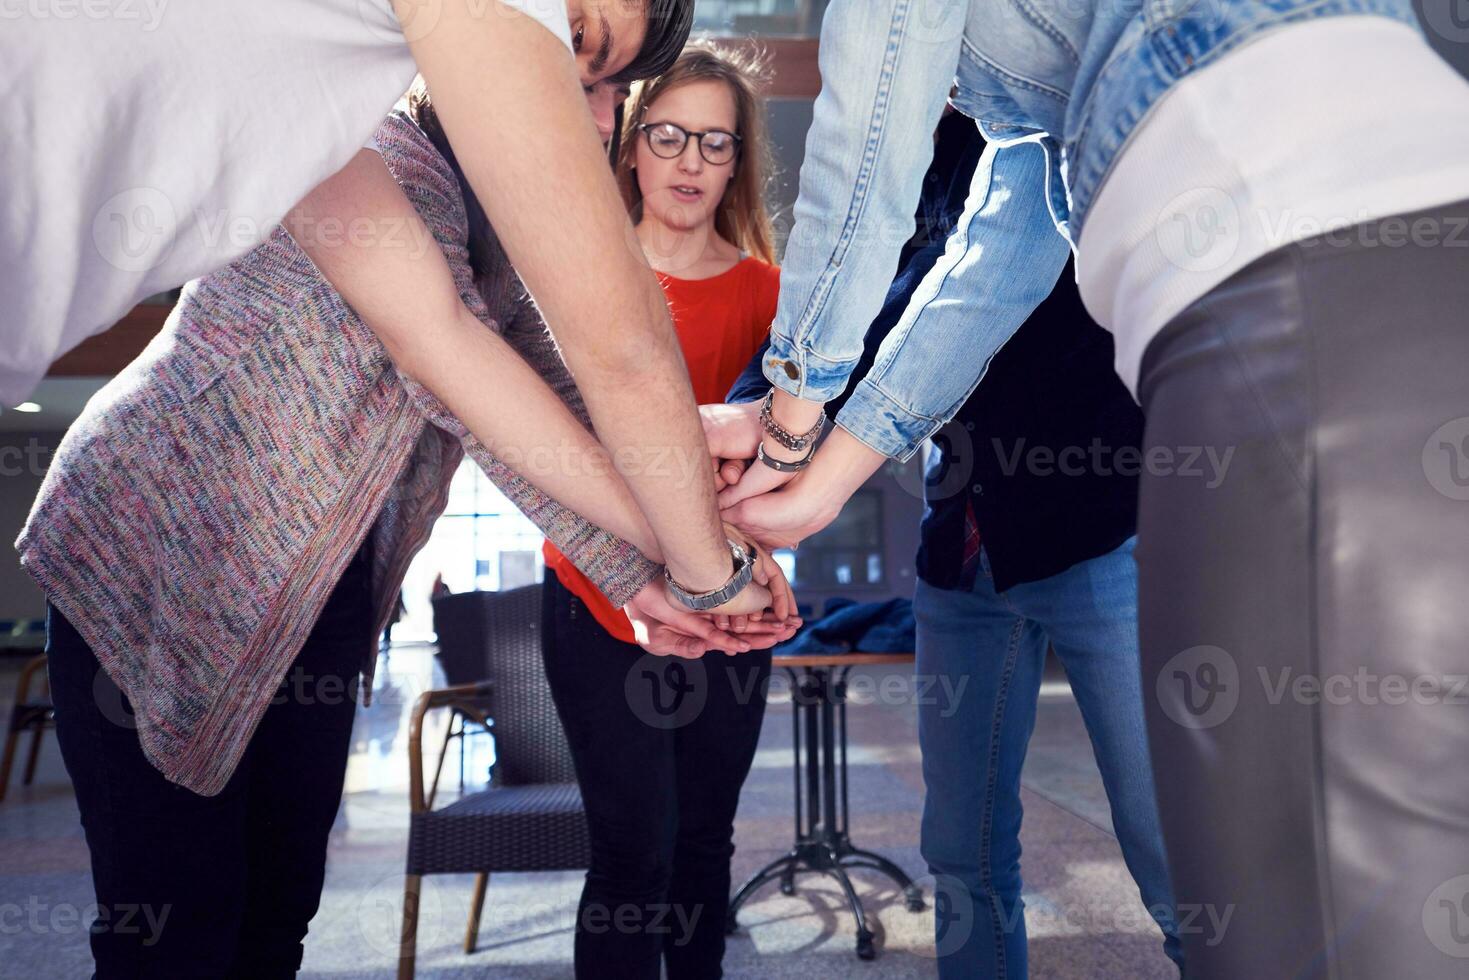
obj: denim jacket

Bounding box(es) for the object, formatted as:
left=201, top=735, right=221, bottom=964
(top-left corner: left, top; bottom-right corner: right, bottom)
left=765, top=0, right=1421, bottom=460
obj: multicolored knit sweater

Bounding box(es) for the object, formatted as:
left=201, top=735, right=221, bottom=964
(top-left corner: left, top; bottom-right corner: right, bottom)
left=16, top=109, right=660, bottom=796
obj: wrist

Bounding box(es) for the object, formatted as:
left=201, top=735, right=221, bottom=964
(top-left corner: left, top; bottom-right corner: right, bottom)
left=666, top=544, right=739, bottom=595
left=770, top=389, right=825, bottom=434
left=808, top=425, right=885, bottom=503
left=664, top=538, right=755, bottom=610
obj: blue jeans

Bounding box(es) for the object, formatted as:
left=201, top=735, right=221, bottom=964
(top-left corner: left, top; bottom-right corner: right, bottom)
left=914, top=537, right=1181, bottom=978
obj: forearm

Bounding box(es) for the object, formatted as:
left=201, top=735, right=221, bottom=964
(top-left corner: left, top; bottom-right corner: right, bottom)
left=459, top=435, right=661, bottom=606
left=804, top=426, right=886, bottom=510
left=500, top=291, right=592, bottom=426
left=763, top=0, right=961, bottom=405
left=398, top=321, right=664, bottom=600
left=400, top=308, right=664, bottom=559
left=834, top=140, right=1071, bottom=461
left=408, top=3, right=732, bottom=592
left=283, top=141, right=687, bottom=592
left=570, top=330, right=732, bottom=585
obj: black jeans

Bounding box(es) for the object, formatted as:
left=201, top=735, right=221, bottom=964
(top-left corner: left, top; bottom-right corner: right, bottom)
left=541, top=575, right=772, bottom=980
left=47, top=542, right=373, bottom=979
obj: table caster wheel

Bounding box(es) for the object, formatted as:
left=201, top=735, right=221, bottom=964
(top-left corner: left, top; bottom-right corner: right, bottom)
left=855, top=929, right=876, bottom=960
left=904, top=886, right=925, bottom=912
left=780, top=876, right=796, bottom=896
left=725, top=913, right=739, bottom=935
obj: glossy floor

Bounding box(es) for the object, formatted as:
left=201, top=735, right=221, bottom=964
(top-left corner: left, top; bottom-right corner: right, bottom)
left=0, top=644, right=1176, bottom=978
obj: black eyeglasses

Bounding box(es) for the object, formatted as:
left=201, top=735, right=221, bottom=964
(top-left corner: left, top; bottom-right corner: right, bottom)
left=637, top=122, right=742, bottom=165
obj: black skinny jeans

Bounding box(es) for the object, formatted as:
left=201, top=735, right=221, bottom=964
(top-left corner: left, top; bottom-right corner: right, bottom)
left=47, top=542, right=373, bottom=979
left=540, top=574, right=772, bottom=980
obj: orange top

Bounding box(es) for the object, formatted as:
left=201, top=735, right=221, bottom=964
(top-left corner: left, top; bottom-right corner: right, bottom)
left=543, top=256, right=780, bottom=641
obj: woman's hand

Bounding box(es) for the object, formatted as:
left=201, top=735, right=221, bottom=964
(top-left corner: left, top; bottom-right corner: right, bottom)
left=718, top=521, right=799, bottom=623
left=714, top=390, right=827, bottom=508
left=720, top=473, right=839, bottom=553
left=624, top=580, right=754, bottom=659
left=723, top=426, right=887, bottom=552
left=701, top=401, right=765, bottom=492
left=715, top=450, right=800, bottom=508
left=700, top=401, right=763, bottom=462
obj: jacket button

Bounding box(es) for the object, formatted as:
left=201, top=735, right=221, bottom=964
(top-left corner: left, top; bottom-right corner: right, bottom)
left=782, top=360, right=800, bottom=380
left=972, top=483, right=984, bottom=494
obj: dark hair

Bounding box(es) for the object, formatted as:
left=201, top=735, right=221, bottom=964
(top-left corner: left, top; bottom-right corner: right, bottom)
left=615, top=0, right=695, bottom=87
left=410, top=0, right=695, bottom=280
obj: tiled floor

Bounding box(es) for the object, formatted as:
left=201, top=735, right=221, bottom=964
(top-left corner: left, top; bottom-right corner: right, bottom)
left=0, top=645, right=1178, bottom=979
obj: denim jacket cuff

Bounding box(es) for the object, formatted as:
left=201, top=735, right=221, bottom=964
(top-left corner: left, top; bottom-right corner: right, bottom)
left=834, top=376, right=941, bottom=462
left=761, top=333, right=860, bottom=404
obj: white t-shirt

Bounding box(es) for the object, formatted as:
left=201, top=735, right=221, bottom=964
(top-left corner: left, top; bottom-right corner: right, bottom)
left=1077, top=16, right=1469, bottom=398
left=0, top=0, right=571, bottom=403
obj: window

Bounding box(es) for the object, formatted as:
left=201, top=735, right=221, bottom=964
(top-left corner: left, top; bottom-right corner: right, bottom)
left=693, top=0, right=828, bottom=36
left=777, top=488, right=885, bottom=589
left=395, top=458, right=546, bottom=641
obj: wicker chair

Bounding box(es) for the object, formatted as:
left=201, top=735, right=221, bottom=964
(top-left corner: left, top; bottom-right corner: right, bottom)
left=398, top=585, right=590, bottom=979
left=1, top=654, right=54, bottom=803
left=429, top=591, right=497, bottom=789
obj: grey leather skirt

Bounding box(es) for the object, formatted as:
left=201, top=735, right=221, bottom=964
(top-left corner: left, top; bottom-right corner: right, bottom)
left=1135, top=197, right=1469, bottom=979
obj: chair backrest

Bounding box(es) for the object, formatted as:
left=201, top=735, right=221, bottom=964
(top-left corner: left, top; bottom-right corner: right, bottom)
left=431, top=592, right=492, bottom=688
left=477, top=585, right=579, bottom=787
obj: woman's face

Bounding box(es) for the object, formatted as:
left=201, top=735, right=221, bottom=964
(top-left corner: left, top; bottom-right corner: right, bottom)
left=633, top=79, right=738, bottom=232
left=567, top=0, right=647, bottom=87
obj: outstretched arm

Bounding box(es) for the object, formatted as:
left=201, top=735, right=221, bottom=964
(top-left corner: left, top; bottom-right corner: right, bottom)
left=721, top=141, right=1070, bottom=548
left=401, top=0, right=737, bottom=597
left=288, top=149, right=775, bottom=616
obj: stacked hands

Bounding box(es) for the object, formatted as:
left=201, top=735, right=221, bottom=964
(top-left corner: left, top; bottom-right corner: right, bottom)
left=625, top=395, right=863, bottom=660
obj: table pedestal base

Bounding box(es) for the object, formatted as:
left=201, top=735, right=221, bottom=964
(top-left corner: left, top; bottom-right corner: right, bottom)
left=725, top=662, right=925, bottom=961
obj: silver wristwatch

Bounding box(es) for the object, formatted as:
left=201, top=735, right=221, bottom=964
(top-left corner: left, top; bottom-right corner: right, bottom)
left=665, top=538, right=756, bottom=611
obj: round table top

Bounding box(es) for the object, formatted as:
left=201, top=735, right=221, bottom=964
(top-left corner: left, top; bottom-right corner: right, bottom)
left=771, top=652, right=915, bottom=668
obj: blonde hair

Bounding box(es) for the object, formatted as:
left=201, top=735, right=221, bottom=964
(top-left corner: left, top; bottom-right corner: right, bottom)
left=615, top=39, right=776, bottom=264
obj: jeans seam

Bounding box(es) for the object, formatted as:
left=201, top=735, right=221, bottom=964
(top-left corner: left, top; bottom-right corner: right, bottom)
left=980, top=614, right=1027, bottom=979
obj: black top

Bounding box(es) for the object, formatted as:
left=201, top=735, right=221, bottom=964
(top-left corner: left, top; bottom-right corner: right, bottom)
left=727, top=112, right=1142, bottom=593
